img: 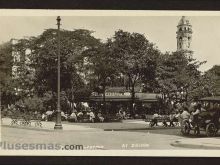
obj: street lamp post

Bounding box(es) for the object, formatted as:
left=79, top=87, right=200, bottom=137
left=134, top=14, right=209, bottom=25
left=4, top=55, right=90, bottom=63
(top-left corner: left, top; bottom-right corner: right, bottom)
left=54, top=16, right=63, bottom=130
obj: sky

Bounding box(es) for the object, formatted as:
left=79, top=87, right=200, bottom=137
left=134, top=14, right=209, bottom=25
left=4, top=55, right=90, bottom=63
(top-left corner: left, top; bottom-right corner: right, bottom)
left=0, top=15, right=220, bottom=72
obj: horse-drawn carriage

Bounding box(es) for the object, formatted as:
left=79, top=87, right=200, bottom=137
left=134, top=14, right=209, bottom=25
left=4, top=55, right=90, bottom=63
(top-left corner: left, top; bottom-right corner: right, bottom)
left=181, top=96, right=220, bottom=137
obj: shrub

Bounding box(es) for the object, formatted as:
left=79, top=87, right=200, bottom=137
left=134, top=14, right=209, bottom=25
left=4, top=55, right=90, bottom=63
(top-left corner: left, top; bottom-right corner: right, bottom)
left=23, top=96, right=44, bottom=113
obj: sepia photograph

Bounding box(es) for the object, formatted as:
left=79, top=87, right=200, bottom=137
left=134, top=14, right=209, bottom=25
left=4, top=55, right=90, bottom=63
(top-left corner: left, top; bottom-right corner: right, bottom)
left=0, top=10, right=220, bottom=156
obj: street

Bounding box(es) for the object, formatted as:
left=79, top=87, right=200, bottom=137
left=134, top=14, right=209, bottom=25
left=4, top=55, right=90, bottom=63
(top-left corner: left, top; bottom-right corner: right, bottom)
left=1, top=120, right=190, bottom=150
left=2, top=118, right=220, bottom=151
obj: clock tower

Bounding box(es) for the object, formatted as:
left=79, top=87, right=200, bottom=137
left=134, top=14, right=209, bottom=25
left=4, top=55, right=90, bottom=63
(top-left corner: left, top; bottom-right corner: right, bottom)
left=176, top=16, right=193, bottom=52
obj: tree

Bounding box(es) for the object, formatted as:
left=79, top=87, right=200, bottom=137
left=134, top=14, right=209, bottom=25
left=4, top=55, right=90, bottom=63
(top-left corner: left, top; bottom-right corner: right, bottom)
left=29, top=28, right=99, bottom=112
left=0, top=42, right=13, bottom=107
left=109, top=30, right=160, bottom=116
left=203, top=65, right=220, bottom=96
left=156, top=50, right=206, bottom=105
left=84, top=40, right=120, bottom=113
left=10, top=38, right=36, bottom=100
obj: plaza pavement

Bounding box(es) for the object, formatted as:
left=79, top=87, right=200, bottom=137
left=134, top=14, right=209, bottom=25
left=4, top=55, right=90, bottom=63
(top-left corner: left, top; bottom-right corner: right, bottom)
left=0, top=117, right=184, bottom=150
left=1, top=118, right=220, bottom=149
left=1, top=126, right=182, bottom=150
left=171, top=137, right=220, bottom=149
left=1, top=118, right=168, bottom=131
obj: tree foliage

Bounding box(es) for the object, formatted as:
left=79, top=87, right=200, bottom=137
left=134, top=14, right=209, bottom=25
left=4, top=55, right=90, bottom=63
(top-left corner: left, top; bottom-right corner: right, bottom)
left=27, top=29, right=99, bottom=110
left=110, top=30, right=159, bottom=88
left=0, top=42, right=13, bottom=106
left=203, top=65, right=220, bottom=96
left=0, top=26, right=216, bottom=115
left=23, top=95, right=44, bottom=112
left=108, top=30, right=160, bottom=115
left=156, top=50, right=206, bottom=102
left=0, top=42, right=12, bottom=85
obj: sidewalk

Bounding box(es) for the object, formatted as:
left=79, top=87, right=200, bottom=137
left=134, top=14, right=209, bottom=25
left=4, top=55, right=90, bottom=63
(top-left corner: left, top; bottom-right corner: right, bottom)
left=171, top=137, right=220, bottom=149
left=1, top=118, right=180, bottom=132
left=123, top=119, right=177, bottom=126
left=1, top=118, right=101, bottom=131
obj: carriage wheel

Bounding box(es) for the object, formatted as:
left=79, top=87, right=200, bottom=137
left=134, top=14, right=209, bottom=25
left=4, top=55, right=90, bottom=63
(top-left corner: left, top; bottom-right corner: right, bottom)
left=206, top=123, right=217, bottom=137
left=181, top=121, right=190, bottom=135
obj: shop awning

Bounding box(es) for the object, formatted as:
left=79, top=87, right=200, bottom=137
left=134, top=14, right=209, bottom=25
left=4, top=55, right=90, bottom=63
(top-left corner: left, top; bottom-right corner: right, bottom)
left=76, top=92, right=161, bottom=103
left=135, top=93, right=161, bottom=102
left=89, top=95, right=134, bottom=102
left=87, top=93, right=161, bottom=102
left=199, top=96, right=220, bottom=102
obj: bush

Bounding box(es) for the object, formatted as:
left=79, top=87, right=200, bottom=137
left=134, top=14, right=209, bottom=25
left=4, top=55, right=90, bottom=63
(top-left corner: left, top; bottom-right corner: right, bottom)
left=23, top=96, right=44, bottom=113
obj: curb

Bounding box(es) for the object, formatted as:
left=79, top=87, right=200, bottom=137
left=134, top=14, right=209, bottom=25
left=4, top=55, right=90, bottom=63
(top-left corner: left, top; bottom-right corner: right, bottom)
left=171, top=140, right=220, bottom=149
left=104, top=128, right=147, bottom=131
left=104, top=127, right=180, bottom=131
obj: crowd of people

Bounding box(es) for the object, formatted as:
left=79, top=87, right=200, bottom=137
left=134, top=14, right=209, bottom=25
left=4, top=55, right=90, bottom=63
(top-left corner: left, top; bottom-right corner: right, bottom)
left=2, top=101, right=219, bottom=125
left=41, top=108, right=105, bottom=123
left=68, top=109, right=105, bottom=123
left=150, top=101, right=220, bottom=128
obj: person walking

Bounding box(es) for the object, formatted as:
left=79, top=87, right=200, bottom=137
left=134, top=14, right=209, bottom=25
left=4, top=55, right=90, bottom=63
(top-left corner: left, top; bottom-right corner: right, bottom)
left=118, top=107, right=124, bottom=119
left=191, top=104, right=201, bottom=125
left=180, top=106, right=190, bottom=126
left=151, top=113, right=159, bottom=127
left=169, top=112, right=175, bottom=127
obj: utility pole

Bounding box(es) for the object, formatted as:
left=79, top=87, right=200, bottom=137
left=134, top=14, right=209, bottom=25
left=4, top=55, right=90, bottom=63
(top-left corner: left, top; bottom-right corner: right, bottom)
left=54, top=16, right=63, bottom=130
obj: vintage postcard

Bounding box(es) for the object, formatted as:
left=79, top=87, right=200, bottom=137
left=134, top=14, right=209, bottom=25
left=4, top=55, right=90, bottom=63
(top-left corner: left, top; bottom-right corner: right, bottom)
left=0, top=10, right=220, bottom=156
